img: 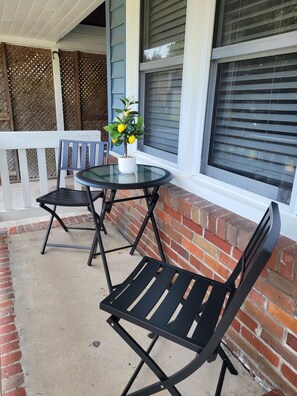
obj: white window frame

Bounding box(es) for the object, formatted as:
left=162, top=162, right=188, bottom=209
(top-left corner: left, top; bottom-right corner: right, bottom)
left=125, top=0, right=297, bottom=241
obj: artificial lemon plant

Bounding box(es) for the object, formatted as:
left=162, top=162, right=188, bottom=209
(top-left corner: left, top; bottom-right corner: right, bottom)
left=104, top=97, right=144, bottom=157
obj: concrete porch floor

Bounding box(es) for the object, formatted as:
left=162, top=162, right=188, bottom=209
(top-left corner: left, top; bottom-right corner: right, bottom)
left=6, top=220, right=266, bottom=396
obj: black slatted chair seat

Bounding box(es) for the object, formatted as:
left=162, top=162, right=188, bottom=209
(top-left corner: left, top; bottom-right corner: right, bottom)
left=101, top=257, right=232, bottom=352
left=37, top=188, right=103, bottom=207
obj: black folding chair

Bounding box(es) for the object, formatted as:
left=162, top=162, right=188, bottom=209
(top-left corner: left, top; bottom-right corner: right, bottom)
left=37, top=139, right=108, bottom=257
left=100, top=202, right=280, bottom=395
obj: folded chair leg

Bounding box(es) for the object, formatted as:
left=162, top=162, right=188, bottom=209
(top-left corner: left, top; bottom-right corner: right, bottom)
left=40, top=204, right=68, bottom=232
left=107, top=317, right=181, bottom=396
left=214, top=346, right=238, bottom=396
left=218, top=346, right=238, bottom=375
left=87, top=235, right=98, bottom=266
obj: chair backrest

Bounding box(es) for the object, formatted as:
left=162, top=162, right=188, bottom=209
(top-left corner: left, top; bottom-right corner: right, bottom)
left=204, top=202, right=280, bottom=358
left=56, top=139, right=109, bottom=186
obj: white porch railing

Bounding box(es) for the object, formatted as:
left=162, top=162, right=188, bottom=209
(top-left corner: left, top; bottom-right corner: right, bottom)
left=0, top=131, right=101, bottom=211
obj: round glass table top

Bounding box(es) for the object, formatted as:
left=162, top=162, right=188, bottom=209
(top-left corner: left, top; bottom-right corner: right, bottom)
left=75, top=164, right=173, bottom=190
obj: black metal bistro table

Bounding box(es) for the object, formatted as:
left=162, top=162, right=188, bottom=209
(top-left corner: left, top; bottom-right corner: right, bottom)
left=75, top=164, right=173, bottom=292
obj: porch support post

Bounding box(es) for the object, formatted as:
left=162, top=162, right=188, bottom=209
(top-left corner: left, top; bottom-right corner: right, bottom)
left=52, top=48, right=64, bottom=131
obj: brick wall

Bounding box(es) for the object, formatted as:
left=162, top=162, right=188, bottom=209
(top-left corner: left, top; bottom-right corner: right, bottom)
left=107, top=183, right=297, bottom=396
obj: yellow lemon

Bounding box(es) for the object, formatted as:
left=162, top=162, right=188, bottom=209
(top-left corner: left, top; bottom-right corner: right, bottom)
left=128, top=135, right=136, bottom=144
left=118, top=123, right=126, bottom=133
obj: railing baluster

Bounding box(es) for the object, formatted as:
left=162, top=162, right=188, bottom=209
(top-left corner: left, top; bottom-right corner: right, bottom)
left=0, top=151, right=13, bottom=210
left=37, top=148, right=48, bottom=196
left=18, top=149, right=32, bottom=208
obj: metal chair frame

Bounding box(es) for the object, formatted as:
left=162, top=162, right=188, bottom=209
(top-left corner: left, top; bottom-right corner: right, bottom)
left=100, top=202, right=280, bottom=395
left=36, top=139, right=109, bottom=259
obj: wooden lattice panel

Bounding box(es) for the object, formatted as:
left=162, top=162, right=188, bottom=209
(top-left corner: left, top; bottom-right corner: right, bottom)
left=79, top=53, right=108, bottom=141
left=6, top=45, right=56, bottom=131
left=0, top=43, right=12, bottom=131
left=60, top=51, right=81, bottom=130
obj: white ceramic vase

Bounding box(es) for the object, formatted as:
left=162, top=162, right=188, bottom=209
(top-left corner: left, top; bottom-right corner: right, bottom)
left=118, top=156, right=136, bottom=174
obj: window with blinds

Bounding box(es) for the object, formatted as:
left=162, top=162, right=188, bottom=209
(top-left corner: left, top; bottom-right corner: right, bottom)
left=142, top=0, right=187, bottom=62
left=203, top=0, right=297, bottom=204
left=218, top=0, right=297, bottom=46
left=144, top=70, right=182, bottom=155
left=139, top=0, right=187, bottom=161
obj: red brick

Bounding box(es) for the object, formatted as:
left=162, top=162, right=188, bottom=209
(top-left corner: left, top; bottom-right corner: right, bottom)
left=232, top=246, right=242, bottom=261
left=182, top=217, right=203, bottom=235
left=268, top=302, right=297, bottom=334
left=171, top=240, right=189, bottom=260
left=286, top=333, right=297, bottom=353
left=237, top=221, right=255, bottom=251
left=244, top=300, right=284, bottom=339
left=241, top=327, right=279, bottom=367
left=236, top=309, right=258, bottom=333
left=191, top=199, right=210, bottom=224
left=259, top=358, right=296, bottom=396
left=262, top=390, right=285, bottom=396
left=193, top=233, right=218, bottom=258
left=218, top=251, right=237, bottom=271
left=0, top=300, right=13, bottom=309
left=0, top=323, right=16, bottom=335
left=1, top=351, right=22, bottom=366
left=182, top=238, right=204, bottom=260
left=155, top=208, right=172, bottom=225
left=0, top=331, right=18, bottom=345
left=184, top=197, right=203, bottom=220
left=0, top=306, right=14, bottom=317
left=177, top=256, right=197, bottom=274
left=199, top=204, right=218, bottom=229
left=204, top=253, right=229, bottom=280
left=254, top=278, right=295, bottom=314
left=204, top=230, right=231, bottom=254
left=190, top=255, right=212, bottom=278
left=1, top=363, right=22, bottom=380
left=172, top=219, right=193, bottom=240
left=231, top=317, right=241, bottom=333
left=261, top=330, right=297, bottom=369
left=0, top=271, right=12, bottom=279
left=163, top=244, right=178, bottom=262
left=208, top=207, right=229, bottom=234
left=226, top=222, right=238, bottom=247
left=281, top=363, right=297, bottom=387
left=0, top=315, right=15, bottom=326
left=268, top=270, right=297, bottom=299
left=163, top=223, right=182, bottom=244
left=248, top=288, right=267, bottom=309
left=159, top=230, right=171, bottom=246
left=1, top=340, right=20, bottom=355
left=217, top=216, right=227, bottom=240
left=164, top=203, right=182, bottom=222
left=3, top=387, right=26, bottom=396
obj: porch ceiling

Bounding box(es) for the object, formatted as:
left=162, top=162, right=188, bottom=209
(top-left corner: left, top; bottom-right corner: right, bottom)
left=0, top=0, right=104, bottom=44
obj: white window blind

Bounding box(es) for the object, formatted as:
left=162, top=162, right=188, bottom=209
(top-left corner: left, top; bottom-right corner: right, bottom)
left=142, top=0, right=187, bottom=61
left=219, top=0, right=297, bottom=46
left=144, top=70, right=182, bottom=155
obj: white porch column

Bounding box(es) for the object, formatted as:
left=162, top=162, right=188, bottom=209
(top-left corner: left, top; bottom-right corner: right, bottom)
left=125, top=0, right=140, bottom=157
left=52, top=48, right=64, bottom=131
